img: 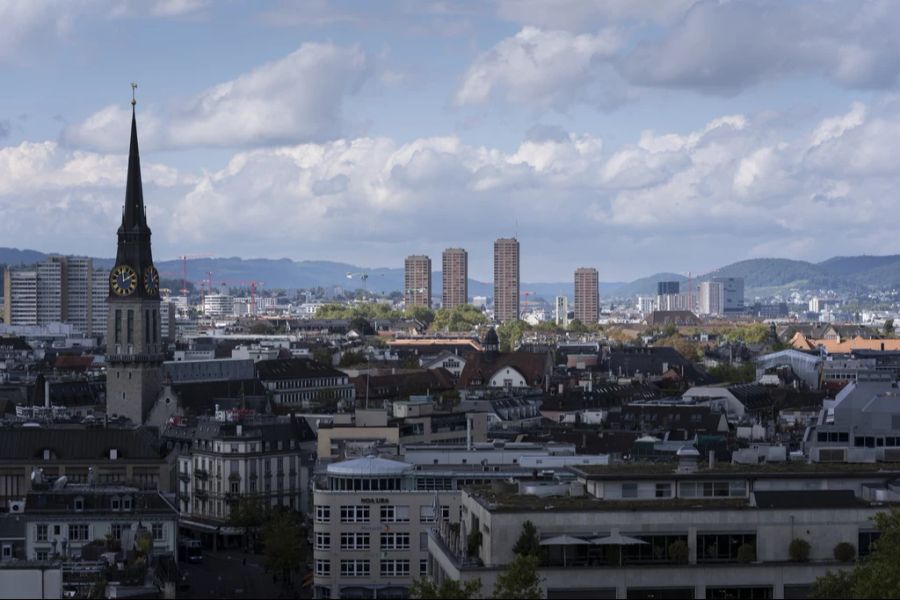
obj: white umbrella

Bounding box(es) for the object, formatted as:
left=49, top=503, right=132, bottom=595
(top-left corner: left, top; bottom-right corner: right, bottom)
left=589, top=533, right=647, bottom=566
left=540, top=535, right=589, bottom=567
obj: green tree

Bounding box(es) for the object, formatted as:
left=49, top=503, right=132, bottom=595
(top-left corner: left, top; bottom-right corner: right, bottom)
left=567, top=319, right=588, bottom=334
left=404, top=306, right=436, bottom=328
left=708, top=362, right=756, bottom=383
left=339, top=350, right=368, bottom=367
left=492, top=552, right=543, bottom=599
left=849, top=509, right=900, bottom=598
left=261, top=510, right=306, bottom=587
left=409, top=578, right=483, bottom=599
left=497, top=320, right=531, bottom=352
left=654, top=335, right=700, bottom=361
left=512, top=521, right=541, bottom=558
left=885, top=319, right=895, bottom=336
left=312, top=347, right=333, bottom=366
left=431, top=304, right=488, bottom=332
left=809, top=570, right=855, bottom=599
left=229, top=497, right=267, bottom=550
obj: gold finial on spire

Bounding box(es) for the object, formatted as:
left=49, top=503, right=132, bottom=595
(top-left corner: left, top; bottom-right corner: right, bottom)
left=131, top=82, right=138, bottom=106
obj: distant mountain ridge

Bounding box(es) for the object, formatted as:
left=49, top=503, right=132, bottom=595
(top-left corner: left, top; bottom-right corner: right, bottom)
left=2, top=248, right=900, bottom=300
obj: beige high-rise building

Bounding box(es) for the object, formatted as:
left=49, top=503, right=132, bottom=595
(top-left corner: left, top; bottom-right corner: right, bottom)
left=441, top=248, right=468, bottom=309
left=493, top=238, right=520, bottom=323
left=404, top=255, right=432, bottom=308
left=574, top=267, right=599, bottom=324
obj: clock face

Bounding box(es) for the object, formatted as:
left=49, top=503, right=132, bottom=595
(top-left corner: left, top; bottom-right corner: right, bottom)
left=110, top=265, right=138, bottom=296
left=143, top=266, right=160, bottom=295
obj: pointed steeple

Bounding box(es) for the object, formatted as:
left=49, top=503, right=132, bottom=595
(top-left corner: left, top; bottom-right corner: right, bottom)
left=122, top=105, right=147, bottom=230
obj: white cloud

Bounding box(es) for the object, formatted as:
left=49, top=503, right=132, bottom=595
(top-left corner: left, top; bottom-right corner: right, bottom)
left=9, top=101, right=900, bottom=279
left=64, top=42, right=373, bottom=150
left=455, top=27, right=621, bottom=108
left=495, top=0, right=699, bottom=31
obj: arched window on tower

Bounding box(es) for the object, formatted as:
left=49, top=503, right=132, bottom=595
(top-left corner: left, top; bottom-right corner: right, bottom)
left=115, top=309, right=122, bottom=344
left=127, top=310, right=134, bottom=345
left=152, top=310, right=158, bottom=344
left=145, top=310, right=150, bottom=347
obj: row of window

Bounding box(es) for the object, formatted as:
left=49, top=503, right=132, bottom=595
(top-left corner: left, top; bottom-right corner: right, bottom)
left=314, top=532, right=411, bottom=551
left=271, top=377, right=347, bottom=390
left=35, top=522, right=165, bottom=542
left=317, top=505, right=450, bottom=524
left=314, top=559, right=426, bottom=578
left=618, top=481, right=745, bottom=499
left=854, top=436, right=900, bottom=448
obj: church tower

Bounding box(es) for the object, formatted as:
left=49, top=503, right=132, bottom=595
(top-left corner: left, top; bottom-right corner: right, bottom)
left=106, top=91, right=162, bottom=424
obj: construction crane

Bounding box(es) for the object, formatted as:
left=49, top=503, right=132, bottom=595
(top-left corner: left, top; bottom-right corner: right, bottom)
left=177, top=254, right=211, bottom=296
left=522, top=290, right=536, bottom=315
left=219, top=280, right=265, bottom=315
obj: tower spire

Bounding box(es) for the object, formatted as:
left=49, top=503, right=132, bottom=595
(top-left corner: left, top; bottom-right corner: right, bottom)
left=123, top=86, right=145, bottom=230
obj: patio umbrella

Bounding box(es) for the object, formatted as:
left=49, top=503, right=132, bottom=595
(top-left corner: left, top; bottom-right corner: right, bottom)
left=589, top=533, right=648, bottom=566
left=540, top=535, right=589, bottom=567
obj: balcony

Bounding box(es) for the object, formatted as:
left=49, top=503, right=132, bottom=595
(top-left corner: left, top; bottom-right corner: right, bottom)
left=194, top=489, right=208, bottom=500
left=194, top=469, right=208, bottom=480
left=178, top=472, right=190, bottom=483
left=229, top=473, right=241, bottom=482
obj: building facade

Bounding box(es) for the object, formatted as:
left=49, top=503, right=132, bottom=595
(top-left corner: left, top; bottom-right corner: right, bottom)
left=105, top=104, right=164, bottom=425
left=574, top=268, right=599, bottom=325
left=493, top=238, right=520, bottom=323
left=404, top=255, right=432, bottom=309
left=441, top=249, right=468, bottom=310
left=698, top=281, right=725, bottom=316
left=555, top=296, right=569, bottom=327
left=713, top=277, right=745, bottom=314
left=257, top=358, right=355, bottom=409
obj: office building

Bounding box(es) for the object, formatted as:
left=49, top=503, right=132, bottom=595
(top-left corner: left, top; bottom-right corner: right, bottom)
left=441, top=248, right=468, bottom=309
left=203, top=293, right=234, bottom=318
left=257, top=358, right=356, bottom=409
left=555, top=296, right=569, bottom=327
left=574, top=267, right=599, bottom=324
left=405, top=255, right=432, bottom=308
left=698, top=281, right=725, bottom=316
left=493, top=238, right=520, bottom=323
left=3, top=257, right=107, bottom=336
left=657, top=281, right=680, bottom=296
left=428, top=460, right=900, bottom=599
left=105, top=103, right=164, bottom=425
left=713, top=277, right=745, bottom=314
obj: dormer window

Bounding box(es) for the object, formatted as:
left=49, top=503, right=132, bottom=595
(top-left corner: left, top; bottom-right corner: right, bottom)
left=42, top=449, right=51, bottom=461
left=74, top=497, right=84, bottom=512
left=109, top=448, right=118, bottom=460
left=122, top=497, right=132, bottom=511
left=111, top=497, right=120, bottom=511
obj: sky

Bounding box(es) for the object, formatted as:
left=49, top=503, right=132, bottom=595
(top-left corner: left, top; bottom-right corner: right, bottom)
left=2, top=0, right=900, bottom=282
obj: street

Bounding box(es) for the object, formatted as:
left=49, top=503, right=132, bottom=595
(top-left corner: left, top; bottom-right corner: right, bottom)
left=178, top=549, right=308, bottom=599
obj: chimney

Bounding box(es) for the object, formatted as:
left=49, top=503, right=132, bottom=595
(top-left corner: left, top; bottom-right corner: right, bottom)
left=44, top=378, right=50, bottom=409
left=708, top=450, right=715, bottom=470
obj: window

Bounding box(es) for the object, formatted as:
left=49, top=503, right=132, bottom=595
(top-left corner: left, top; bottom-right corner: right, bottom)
left=340, top=505, right=370, bottom=523
left=315, top=506, right=331, bottom=523
left=36, top=524, right=48, bottom=542
left=419, top=504, right=450, bottom=523
left=152, top=524, right=164, bottom=541
left=340, top=560, right=370, bottom=577
left=115, top=309, right=122, bottom=344
left=340, top=533, right=370, bottom=550
left=859, top=531, right=881, bottom=558
left=621, top=534, right=689, bottom=564
left=420, top=559, right=428, bottom=576
left=315, top=559, right=331, bottom=577
left=69, top=524, right=89, bottom=541
left=698, top=533, right=757, bottom=563
left=378, top=504, right=407, bottom=523
left=380, top=559, right=410, bottom=577
left=622, top=483, right=638, bottom=498
left=110, top=523, right=130, bottom=540
left=74, top=497, right=84, bottom=511
left=122, top=497, right=132, bottom=510
left=315, top=532, right=330, bottom=550
left=680, top=481, right=745, bottom=498
left=655, top=483, right=672, bottom=498
left=127, top=309, right=134, bottom=344
left=35, top=551, right=49, bottom=561
left=111, top=497, right=120, bottom=511
left=380, top=532, right=411, bottom=550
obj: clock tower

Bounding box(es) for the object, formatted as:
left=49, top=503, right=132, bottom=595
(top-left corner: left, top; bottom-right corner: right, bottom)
left=106, top=94, right=163, bottom=424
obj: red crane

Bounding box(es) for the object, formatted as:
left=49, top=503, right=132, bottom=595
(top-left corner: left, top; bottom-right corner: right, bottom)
left=177, top=254, right=211, bottom=296
left=219, top=280, right=265, bottom=315
left=522, top=290, right=536, bottom=314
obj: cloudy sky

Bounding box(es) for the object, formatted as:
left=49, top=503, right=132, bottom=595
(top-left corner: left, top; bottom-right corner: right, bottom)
left=2, top=0, right=899, bottom=282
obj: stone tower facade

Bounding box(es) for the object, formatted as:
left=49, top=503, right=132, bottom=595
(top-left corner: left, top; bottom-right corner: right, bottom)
left=105, top=104, right=163, bottom=424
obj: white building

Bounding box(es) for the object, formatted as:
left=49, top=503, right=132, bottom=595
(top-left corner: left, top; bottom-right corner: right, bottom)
left=698, top=281, right=725, bottom=316
left=555, top=296, right=569, bottom=327
left=203, top=294, right=234, bottom=318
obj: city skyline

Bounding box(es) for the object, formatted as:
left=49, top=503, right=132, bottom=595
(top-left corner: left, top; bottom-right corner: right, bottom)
left=3, top=2, right=900, bottom=281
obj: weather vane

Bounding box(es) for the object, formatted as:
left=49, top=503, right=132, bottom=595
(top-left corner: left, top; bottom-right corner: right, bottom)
left=131, top=82, right=138, bottom=106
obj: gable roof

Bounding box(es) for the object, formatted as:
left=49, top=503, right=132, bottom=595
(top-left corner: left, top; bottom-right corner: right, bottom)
left=457, top=351, right=550, bottom=389
left=0, top=427, right=162, bottom=461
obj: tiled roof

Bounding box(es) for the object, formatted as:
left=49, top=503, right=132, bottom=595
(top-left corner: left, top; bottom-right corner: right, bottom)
left=0, top=427, right=162, bottom=461
left=457, top=351, right=550, bottom=389
left=256, top=358, right=347, bottom=380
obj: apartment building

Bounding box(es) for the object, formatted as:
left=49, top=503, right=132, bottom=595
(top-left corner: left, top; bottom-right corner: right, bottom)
left=493, top=238, right=519, bottom=323
left=555, top=296, right=568, bottom=327
left=168, top=416, right=314, bottom=548
left=713, top=277, right=745, bottom=314
left=441, top=249, right=468, bottom=309
left=428, top=459, right=899, bottom=599
left=574, top=268, right=599, bottom=325
left=698, top=281, right=725, bottom=316
left=404, top=255, right=432, bottom=308
left=203, top=293, right=234, bottom=318
left=23, top=485, right=177, bottom=561
left=257, top=358, right=355, bottom=410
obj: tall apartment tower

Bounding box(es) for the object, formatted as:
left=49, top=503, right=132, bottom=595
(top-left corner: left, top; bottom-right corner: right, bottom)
left=698, top=281, right=725, bottom=316
left=105, top=102, right=163, bottom=424
left=493, top=237, right=520, bottom=323
left=442, top=248, right=468, bottom=309
left=555, top=296, right=569, bottom=327
left=3, top=268, right=38, bottom=326
left=404, top=255, right=432, bottom=308
left=574, top=267, right=600, bottom=324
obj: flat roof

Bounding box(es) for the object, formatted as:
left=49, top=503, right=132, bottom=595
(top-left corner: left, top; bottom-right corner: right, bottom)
left=570, top=461, right=900, bottom=480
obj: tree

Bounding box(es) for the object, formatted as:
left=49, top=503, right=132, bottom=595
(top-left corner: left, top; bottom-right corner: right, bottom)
left=497, top=320, right=531, bottom=352
left=410, top=578, right=483, bottom=600
left=312, top=347, right=333, bottom=367
left=885, top=319, right=895, bottom=336
left=789, top=538, right=811, bottom=562
left=654, top=335, right=700, bottom=361
left=431, top=304, right=488, bottom=332
left=708, top=362, right=756, bottom=383
left=492, top=553, right=543, bottom=599
left=339, top=350, right=368, bottom=367
left=567, top=319, right=588, bottom=334
left=848, top=509, right=900, bottom=598
left=404, top=305, right=436, bottom=328
left=512, top=521, right=541, bottom=558
left=809, top=570, right=855, bottom=599
left=261, top=510, right=306, bottom=587
left=229, top=497, right=267, bottom=550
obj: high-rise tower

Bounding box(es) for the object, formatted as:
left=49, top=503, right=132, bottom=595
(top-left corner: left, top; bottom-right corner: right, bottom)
left=493, top=238, right=519, bottom=323
left=574, top=267, right=599, bottom=324
left=105, top=96, right=163, bottom=424
left=404, top=255, right=432, bottom=308
left=442, top=248, right=468, bottom=309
